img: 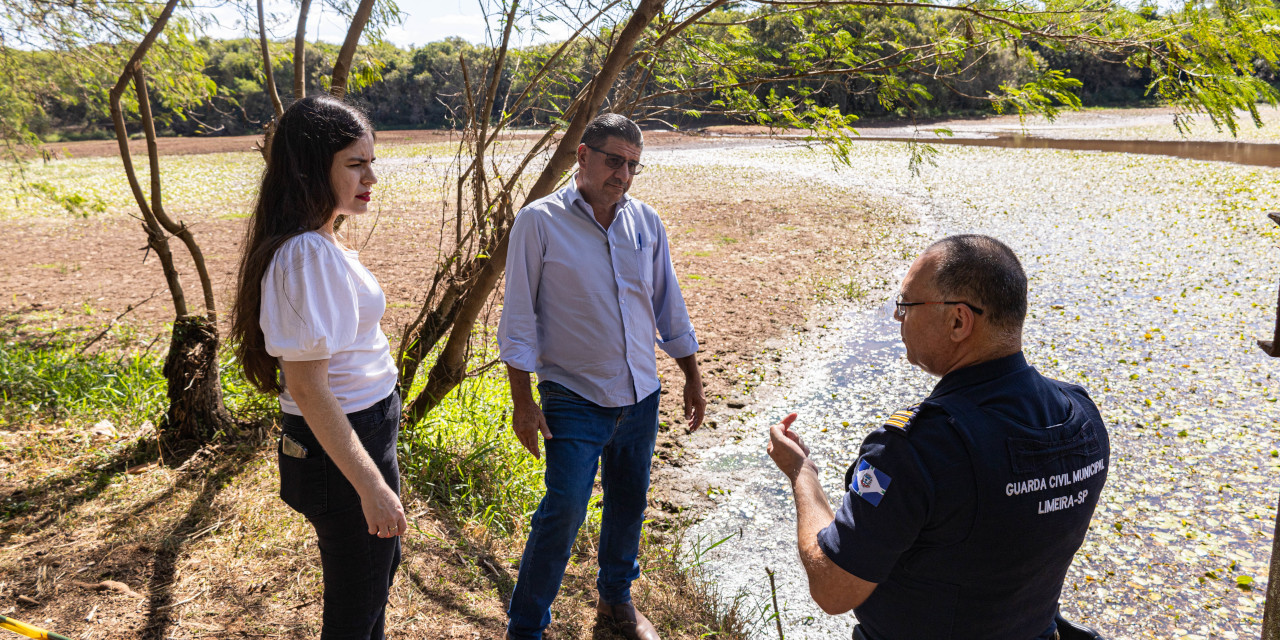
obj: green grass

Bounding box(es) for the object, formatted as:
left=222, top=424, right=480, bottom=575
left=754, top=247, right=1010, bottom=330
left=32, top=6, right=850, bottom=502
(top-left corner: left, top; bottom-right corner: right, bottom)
left=0, top=152, right=262, bottom=220
left=399, top=362, right=546, bottom=537
left=0, top=326, right=275, bottom=433
left=0, top=333, right=168, bottom=430
left=0, top=313, right=743, bottom=638
left=0, top=318, right=536, bottom=538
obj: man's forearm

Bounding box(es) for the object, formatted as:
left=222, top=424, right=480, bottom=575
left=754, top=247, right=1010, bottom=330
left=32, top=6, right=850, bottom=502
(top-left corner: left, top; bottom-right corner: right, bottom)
left=674, top=353, right=701, bottom=384
left=789, top=461, right=878, bottom=614
left=506, top=364, right=536, bottom=408
left=791, top=461, right=837, bottom=570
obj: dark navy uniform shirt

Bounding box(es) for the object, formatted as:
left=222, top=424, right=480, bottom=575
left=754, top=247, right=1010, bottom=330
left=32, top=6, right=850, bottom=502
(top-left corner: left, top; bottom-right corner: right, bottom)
left=817, top=352, right=1109, bottom=640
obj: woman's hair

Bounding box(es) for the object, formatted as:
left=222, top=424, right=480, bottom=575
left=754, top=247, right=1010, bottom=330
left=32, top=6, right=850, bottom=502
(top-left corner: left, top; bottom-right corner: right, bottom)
left=230, top=94, right=374, bottom=395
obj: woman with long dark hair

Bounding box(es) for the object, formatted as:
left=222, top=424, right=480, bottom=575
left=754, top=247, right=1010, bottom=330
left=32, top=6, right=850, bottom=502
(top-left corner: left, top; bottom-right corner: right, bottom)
left=230, top=94, right=405, bottom=640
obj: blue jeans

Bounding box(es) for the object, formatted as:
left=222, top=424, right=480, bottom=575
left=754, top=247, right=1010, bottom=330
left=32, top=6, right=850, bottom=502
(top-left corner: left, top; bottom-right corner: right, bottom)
left=279, top=391, right=402, bottom=640
left=506, top=381, right=660, bottom=640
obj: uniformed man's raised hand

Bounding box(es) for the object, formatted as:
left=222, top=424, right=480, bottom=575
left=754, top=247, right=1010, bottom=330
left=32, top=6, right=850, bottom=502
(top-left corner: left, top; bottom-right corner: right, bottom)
left=768, top=413, right=814, bottom=481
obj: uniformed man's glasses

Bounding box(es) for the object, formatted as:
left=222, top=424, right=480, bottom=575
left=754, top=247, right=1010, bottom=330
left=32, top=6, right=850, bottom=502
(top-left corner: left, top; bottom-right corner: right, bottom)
left=585, top=144, right=644, bottom=175
left=893, top=294, right=984, bottom=320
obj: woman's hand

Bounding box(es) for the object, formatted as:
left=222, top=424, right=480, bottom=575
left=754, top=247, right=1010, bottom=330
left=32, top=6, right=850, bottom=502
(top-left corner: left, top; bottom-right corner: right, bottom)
left=360, top=483, right=408, bottom=538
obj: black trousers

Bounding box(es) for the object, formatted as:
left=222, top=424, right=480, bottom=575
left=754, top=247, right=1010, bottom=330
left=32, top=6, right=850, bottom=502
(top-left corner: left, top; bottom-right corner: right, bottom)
left=279, top=391, right=402, bottom=640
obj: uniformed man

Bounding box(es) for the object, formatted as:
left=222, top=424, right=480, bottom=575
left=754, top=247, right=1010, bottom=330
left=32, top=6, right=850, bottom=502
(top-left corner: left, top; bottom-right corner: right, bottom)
left=767, top=234, right=1110, bottom=640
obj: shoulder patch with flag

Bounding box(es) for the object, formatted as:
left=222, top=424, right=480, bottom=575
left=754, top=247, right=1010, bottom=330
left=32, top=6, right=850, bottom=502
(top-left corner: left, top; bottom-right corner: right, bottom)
left=852, top=458, right=892, bottom=506
left=883, top=405, right=921, bottom=434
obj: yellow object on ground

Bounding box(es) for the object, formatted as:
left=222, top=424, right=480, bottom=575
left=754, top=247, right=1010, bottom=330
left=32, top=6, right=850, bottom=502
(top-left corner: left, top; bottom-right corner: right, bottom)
left=0, top=614, right=72, bottom=640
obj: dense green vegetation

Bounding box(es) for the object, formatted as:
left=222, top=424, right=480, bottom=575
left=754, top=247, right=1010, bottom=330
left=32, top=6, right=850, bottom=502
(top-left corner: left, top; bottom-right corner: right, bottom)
left=20, top=8, right=1176, bottom=142
left=0, top=324, right=539, bottom=535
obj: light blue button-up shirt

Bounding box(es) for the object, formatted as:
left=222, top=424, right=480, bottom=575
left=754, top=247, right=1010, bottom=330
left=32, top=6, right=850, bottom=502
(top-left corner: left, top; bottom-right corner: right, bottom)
left=497, top=177, right=699, bottom=408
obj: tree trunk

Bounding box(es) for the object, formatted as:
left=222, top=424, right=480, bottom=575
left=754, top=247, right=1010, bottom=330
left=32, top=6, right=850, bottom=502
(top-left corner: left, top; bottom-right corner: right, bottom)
left=294, top=0, right=312, bottom=99
left=162, top=316, right=235, bottom=442
left=255, top=0, right=285, bottom=160
left=107, top=1, right=235, bottom=444
left=329, top=0, right=377, bottom=99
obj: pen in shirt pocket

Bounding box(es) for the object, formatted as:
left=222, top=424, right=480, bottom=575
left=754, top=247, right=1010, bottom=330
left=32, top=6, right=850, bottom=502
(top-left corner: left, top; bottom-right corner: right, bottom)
left=637, top=231, right=644, bottom=249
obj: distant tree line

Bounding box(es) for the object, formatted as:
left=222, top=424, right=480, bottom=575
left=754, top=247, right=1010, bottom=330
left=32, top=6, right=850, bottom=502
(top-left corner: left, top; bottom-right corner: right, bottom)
left=20, top=6, right=1257, bottom=141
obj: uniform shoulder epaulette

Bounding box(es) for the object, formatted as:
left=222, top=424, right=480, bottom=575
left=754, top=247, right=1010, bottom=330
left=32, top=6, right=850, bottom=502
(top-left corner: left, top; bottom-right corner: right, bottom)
left=883, top=405, right=922, bottom=434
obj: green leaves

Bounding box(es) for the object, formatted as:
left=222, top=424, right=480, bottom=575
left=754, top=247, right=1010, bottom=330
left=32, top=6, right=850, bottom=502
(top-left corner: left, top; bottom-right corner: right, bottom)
left=24, top=181, right=107, bottom=218
left=991, top=69, right=1085, bottom=120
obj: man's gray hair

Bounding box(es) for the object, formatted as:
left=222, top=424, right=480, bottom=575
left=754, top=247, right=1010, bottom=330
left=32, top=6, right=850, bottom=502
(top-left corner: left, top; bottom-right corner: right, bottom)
left=581, top=113, right=643, bottom=149
left=926, top=234, right=1027, bottom=333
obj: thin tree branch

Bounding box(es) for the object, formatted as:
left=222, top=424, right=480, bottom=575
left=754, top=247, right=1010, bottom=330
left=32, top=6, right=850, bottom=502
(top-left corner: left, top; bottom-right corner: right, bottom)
left=257, top=0, right=284, bottom=118
left=134, top=66, right=218, bottom=319
left=330, top=0, right=377, bottom=98
left=107, top=0, right=186, bottom=318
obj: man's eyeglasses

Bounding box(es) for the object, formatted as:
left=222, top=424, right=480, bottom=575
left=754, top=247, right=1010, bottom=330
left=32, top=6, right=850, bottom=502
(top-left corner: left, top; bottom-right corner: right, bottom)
left=892, top=294, right=984, bottom=320
left=585, top=144, right=644, bottom=175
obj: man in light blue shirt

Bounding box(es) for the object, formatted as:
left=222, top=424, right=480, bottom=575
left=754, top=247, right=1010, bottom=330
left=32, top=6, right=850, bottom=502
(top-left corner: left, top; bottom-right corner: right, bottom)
left=498, top=113, right=705, bottom=640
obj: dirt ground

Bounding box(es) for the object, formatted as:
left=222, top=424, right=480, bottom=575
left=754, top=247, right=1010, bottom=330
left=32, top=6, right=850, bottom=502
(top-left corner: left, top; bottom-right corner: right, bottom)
left=0, top=130, right=911, bottom=639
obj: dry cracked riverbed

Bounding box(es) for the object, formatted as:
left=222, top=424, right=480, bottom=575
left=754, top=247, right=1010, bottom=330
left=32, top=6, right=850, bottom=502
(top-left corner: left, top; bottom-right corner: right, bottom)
left=680, top=142, right=1280, bottom=639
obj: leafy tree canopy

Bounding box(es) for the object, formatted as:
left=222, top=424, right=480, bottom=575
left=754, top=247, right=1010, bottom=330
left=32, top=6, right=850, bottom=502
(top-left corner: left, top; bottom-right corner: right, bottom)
left=0, top=0, right=214, bottom=154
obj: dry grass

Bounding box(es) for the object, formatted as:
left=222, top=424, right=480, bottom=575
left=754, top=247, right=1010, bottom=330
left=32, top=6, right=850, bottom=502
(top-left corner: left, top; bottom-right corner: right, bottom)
left=0, top=440, right=749, bottom=639
left=0, top=331, right=755, bottom=639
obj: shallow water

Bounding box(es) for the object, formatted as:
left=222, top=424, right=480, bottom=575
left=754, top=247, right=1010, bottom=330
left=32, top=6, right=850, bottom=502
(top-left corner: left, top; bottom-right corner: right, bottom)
left=661, top=142, right=1280, bottom=639
left=715, top=129, right=1280, bottom=168
left=856, top=134, right=1280, bottom=168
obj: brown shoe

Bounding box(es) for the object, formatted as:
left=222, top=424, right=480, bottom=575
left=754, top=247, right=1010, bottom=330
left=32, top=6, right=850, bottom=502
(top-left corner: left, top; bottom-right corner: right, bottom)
left=595, top=600, right=660, bottom=640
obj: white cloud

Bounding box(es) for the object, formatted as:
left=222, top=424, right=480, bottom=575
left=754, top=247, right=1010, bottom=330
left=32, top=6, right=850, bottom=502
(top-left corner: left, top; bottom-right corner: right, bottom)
left=385, top=9, right=489, bottom=45
left=200, top=0, right=574, bottom=48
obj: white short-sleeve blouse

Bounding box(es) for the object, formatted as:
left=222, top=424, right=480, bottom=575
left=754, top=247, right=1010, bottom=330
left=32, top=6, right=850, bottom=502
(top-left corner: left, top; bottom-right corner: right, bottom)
left=260, top=231, right=398, bottom=415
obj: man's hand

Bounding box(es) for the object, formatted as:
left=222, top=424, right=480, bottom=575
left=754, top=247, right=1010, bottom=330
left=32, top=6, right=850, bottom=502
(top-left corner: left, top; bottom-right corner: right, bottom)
left=768, top=413, right=813, bottom=481
left=674, top=353, right=706, bottom=432
left=512, top=400, right=552, bottom=459
left=683, top=377, right=706, bottom=432
left=506, top=365, right=552, bottom=459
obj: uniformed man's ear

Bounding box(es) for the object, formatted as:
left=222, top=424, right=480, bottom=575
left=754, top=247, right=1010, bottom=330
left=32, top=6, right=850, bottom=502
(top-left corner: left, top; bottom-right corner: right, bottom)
left=576, top=143, right=589, bottom=166
left=950, top=304, right=976, bottom=343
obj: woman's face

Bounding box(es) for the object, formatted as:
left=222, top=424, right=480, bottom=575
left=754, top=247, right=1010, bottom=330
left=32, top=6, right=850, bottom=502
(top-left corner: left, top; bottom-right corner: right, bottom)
left=329, top=132, right=377, bottom=219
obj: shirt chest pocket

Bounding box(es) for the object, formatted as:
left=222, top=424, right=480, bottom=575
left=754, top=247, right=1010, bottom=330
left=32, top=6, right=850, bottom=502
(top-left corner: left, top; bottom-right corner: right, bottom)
left=629, top=235, right=654, bottom=291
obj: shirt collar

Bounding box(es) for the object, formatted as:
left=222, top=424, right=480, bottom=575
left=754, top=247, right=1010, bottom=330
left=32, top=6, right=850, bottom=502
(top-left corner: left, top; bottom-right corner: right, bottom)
left=566, top=172, right=630, bottom=220
left=927, top=351, right=1030, bottom=399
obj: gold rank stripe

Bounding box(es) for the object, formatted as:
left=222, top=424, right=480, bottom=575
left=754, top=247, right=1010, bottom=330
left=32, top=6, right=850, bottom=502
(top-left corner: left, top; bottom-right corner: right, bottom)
left=884, top=408, right=918, bottom=430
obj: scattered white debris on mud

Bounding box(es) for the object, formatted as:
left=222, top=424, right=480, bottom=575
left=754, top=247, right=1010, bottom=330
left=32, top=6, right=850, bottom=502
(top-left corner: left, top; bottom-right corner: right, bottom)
left=687, top=141, right=1280, bottom=640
